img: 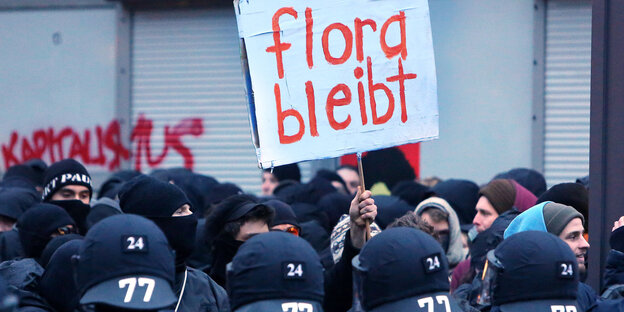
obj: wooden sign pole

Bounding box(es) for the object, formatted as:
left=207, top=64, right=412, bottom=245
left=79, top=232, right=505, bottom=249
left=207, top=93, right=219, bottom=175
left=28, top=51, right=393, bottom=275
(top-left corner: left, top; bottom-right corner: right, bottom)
left=357, top=152, right=372, bottom=241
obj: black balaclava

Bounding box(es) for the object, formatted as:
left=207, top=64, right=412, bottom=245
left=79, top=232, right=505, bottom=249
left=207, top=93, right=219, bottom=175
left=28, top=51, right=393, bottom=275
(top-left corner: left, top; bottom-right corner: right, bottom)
left=17, top=203, right=76, bottom=259
left=49, top=200, right=90, bottom=235
left=119, top=175, right=196, bottom=271
left=39, top=239, right=83, bottom=312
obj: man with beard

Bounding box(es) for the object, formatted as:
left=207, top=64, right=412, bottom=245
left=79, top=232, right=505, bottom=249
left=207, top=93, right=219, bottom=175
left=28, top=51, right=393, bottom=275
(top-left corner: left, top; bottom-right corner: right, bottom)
left=119, top=175, right=229, bottom=312
left=41, top=159, right=93, bottom=235
left=504, top=201, right=595, bottom=311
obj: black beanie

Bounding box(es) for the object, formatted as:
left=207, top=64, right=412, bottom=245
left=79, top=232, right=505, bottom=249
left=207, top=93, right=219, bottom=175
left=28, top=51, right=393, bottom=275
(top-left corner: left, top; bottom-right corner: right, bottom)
left=118, top=175, right=191, bottom=217
left=265, top=199, right=300, bottom=230
left=42, top=159, right=92, bottom=202
left=537, top=183, right=588, bottom=225
left=17, top=203, right=76, bottom=259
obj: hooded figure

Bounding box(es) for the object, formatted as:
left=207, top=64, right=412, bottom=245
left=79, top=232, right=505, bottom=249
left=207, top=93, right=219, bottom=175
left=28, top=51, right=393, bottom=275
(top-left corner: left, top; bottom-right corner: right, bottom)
left=352, top=227, right=464, bottom=311
left=489, top=231, right=579, bottom=312
left=119, top=175, right=229, bottom=312
left=17, top=203, right=76, bottom=260
left=227, top=232, right=324, bottom=312
left=415, top=197, right=466, bottom=268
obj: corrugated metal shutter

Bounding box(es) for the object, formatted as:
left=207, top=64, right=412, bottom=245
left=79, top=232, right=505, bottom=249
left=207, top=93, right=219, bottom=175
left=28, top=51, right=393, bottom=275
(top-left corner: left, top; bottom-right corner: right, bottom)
left=543, top=0, right=591, bottom=186
left=131, top=9, right=314, bottom=194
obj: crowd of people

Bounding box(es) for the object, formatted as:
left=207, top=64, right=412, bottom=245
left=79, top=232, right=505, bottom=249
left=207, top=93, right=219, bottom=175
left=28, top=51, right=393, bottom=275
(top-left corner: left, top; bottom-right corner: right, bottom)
left=0, top=154, right=622, bottom=312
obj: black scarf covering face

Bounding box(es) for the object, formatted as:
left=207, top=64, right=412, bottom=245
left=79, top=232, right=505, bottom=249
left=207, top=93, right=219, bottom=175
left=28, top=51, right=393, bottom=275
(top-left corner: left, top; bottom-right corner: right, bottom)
left=151, top=214, right=198, bottom=272
left=49, top=200, right=90, bottom=235
left=210, top=234, right=244, bottom=287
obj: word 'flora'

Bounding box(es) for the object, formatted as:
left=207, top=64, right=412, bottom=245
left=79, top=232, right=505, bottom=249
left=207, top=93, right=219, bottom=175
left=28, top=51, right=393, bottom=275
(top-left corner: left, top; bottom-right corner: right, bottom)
left=267, top=7, right=417, bottom=144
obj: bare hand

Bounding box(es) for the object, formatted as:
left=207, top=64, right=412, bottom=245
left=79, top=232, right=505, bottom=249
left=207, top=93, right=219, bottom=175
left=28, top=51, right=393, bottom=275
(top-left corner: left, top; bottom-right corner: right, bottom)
left=613, top=216, right=624, bottom=232
left=349, top=186, right=376, bottom=249
left=349, top=186, right=377, bottom=227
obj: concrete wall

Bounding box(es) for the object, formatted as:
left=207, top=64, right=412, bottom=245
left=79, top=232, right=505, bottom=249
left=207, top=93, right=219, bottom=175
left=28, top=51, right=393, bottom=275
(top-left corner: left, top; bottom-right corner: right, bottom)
left=420, top=0, right=536, bottom=184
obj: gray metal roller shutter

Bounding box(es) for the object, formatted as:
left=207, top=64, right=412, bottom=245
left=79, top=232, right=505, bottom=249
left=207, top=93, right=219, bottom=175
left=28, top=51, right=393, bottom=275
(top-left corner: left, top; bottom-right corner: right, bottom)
left=543, top=0, right=591, bottom=186
left=131, top=9, right=313, bottom=194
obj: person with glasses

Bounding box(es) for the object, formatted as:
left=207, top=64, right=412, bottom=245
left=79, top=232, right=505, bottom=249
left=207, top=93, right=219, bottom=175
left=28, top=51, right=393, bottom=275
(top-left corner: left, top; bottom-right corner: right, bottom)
left=265, top=199, right=301, bottom=237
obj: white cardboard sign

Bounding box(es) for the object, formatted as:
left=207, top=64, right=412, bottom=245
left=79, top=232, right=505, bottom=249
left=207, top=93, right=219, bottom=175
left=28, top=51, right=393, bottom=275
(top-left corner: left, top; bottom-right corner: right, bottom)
left=235, top=0, right=438, bottom=168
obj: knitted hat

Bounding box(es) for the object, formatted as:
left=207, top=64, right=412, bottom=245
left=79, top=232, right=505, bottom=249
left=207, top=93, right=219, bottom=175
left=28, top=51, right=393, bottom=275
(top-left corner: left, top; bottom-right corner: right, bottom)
left=542, top=202, right=584, bottom=236
left=42, top=159, right=92, bottom=202
left=118, top=175, right=190, bottom=217
left=479, top=179, right=516, bottom=215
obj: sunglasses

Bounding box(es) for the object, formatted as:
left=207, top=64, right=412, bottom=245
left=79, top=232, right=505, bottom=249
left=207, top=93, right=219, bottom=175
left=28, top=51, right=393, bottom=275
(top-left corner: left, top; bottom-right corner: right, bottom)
left=271, top=226, right=300, bottom=237
left=56, top=225, right=77, bottom=236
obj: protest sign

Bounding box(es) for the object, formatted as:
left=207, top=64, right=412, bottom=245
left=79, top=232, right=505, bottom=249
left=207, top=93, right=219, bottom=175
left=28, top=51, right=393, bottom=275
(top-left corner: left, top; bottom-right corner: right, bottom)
left=235, top=0, right=438, bottom=169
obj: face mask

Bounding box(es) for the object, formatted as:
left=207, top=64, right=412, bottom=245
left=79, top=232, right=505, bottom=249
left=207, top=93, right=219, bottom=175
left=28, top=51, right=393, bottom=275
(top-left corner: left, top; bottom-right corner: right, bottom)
left=151, top=214, right=198, bottom=267
left=438, top=233, right=450, bottom=253
left=49, top=200, right=90, bottom=235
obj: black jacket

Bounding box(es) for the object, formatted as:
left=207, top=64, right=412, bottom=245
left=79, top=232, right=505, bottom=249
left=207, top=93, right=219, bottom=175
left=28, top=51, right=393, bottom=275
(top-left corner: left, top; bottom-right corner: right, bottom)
left=323, top=230, right=359, bottom=312
left=176, top=267, right=230, bottom=312
left=0, top=258, right=54, bottom=312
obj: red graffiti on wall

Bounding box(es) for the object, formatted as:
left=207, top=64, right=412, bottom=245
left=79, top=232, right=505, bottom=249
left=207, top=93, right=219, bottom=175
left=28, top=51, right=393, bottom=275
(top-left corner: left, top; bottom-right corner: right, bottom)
left=131, top=114, right=204, bottom=172
left=1, top=115, right=204, bottom=172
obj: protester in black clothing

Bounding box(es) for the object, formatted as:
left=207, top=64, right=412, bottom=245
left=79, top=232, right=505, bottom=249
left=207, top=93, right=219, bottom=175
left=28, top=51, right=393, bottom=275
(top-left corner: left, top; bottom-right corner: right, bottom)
left=119, top=175, right=229, bottom=312
left=227, top=231, right=324, bottom=311
left=17, top=203, right=76, bottom=260
left=41, top=159, right=93, bottom=235
left=205, top=194, right=274, bottom=287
